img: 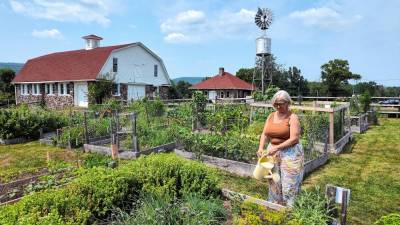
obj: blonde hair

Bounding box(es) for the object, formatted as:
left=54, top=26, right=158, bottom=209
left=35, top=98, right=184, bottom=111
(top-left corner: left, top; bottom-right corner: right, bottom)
left=271, top=90, right=292, bottom=106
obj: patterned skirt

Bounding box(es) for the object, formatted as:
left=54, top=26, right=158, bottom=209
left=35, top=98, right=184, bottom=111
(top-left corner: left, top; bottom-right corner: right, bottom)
left=267, top=143, right=304, bottom=206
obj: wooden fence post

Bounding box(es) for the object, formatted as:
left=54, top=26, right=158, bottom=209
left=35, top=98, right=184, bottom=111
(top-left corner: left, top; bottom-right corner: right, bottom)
left=46, top=150, right=50, bottom=164
left=341, top=190, right=349, bottom=225
left=110, top=111, right=119, bottom=160
left=329, top=111, right=334, bottom=148
left=83, top=111, right=89, bottom=144
left=131, top=112, right=139, bottom=153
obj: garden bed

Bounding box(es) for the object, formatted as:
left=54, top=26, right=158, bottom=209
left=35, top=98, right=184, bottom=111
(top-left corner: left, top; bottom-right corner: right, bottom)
left=84, top=142, right=176, bottom=159
left=350, top=113, right=369, bottom=133
left=0, top=137, right=30, bottom=145
left=175, top=148, right=329, bottom=178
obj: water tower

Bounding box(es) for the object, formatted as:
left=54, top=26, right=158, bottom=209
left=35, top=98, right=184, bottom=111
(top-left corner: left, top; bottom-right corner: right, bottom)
left=252, top=7, right=273, bottom=94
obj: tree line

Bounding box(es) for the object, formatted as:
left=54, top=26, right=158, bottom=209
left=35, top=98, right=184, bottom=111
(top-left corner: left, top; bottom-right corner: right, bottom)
left=168, top=57, right=400, bottom=98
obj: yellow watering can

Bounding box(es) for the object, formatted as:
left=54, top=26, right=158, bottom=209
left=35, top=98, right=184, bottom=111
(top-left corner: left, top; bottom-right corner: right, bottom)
left=253, top=155, right=280, bottom=183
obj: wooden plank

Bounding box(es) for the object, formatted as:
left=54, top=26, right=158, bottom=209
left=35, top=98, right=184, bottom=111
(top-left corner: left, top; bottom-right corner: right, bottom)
left=250, top=102, right=336, bottom=112
left=329, top=112, right=334, bottom=146
left=221, top=188, right=286, bottom=211
left=371, top=104, right=400, bottom=107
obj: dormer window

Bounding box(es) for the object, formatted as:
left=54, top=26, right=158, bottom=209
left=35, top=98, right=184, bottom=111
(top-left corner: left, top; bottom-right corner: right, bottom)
left=113, top=58, right=118, bottom=72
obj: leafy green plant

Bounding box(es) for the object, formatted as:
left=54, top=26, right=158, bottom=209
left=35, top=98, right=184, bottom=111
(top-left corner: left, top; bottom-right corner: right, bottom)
left=252, top=85, right=280, bottom=101
left=289, top=186, right=333, bottom=225
left=359, top=91, right=372, bottom=113
left=0, top=105, right=67, bottom=139
left=233, top=200, right=289, bottom=225
left=375, top=213, right=400, bottom=225
left=83, top=153, right=114, bottom=168
left=115, top=193, right=226, bottom=225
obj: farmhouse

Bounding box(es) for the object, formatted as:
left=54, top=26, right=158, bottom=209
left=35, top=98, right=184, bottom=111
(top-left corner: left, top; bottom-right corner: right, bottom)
left=190, top=67, right=254, bottom=100
left=12, top=35, right=172, bottom=108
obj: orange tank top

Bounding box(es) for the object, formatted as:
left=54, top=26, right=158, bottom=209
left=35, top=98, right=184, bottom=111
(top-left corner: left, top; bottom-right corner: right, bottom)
left=265, top=112, right=291, bottom=145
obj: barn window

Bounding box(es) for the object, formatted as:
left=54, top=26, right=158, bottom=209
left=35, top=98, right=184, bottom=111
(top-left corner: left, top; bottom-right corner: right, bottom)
left=154, top=65, right=158, bottom=77
left=45, top=83, right=53, bottom=95
left=113, top=58, right=118, bottom=72
left=21, top=84, right=29, bottom=95
left=32, top=84, right=41, bottom=95
left=112, top=83, right=120, bottom=96
left=59, top=83, right=70, bottom=95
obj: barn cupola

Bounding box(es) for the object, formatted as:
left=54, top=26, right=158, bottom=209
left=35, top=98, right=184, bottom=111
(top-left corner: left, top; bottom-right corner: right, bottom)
left=82, top=34, right=103, bottom=50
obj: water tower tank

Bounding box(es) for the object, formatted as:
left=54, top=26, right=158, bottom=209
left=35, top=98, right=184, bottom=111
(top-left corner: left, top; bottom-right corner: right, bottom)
left=256, top=36, right=271, bottom=56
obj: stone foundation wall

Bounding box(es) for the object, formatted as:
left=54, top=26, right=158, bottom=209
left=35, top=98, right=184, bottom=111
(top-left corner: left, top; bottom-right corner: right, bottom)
left=146, top=85, right=157, bottom=99
left=15, top=83, right=74, bottom=109
left=159, top=86, right=170, bottom=99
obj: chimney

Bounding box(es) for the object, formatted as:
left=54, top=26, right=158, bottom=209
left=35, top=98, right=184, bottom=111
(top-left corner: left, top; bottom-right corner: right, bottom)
left=219, top=67, right=225, bottom=76
left=82, top=34, right=103, bottom=50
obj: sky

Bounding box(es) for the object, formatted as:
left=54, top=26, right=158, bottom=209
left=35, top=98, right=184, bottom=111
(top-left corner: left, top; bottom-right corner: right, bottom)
left=0, top=0, right=399, bottom=86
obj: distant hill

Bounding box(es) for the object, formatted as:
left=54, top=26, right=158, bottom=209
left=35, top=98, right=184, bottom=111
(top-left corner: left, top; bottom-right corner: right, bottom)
left=172, top=77, right=205, bottom=85
left=0, top=62, right=24, bottom=73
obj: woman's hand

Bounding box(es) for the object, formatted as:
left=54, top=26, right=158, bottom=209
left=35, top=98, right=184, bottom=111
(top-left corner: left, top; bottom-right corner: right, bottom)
left=267, top=146, right=280, bottom=156
left=257, top=149, right=264, bottom=158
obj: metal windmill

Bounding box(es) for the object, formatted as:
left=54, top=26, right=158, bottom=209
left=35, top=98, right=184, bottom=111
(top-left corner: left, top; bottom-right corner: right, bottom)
left=252, top=7, right=273, bottom=94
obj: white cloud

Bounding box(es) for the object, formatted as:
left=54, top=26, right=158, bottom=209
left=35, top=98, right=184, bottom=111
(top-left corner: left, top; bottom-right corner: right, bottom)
left=9, top=0, right=121, bottom=26
left=161, top=8, right=257, bottom=44
left=164, top=32, right=190, bottom=43
left=161, top=10, right=205, bottom=34
left=289, top=7, right=362, bottom=29
left=32, top=28, right=62, bottom=39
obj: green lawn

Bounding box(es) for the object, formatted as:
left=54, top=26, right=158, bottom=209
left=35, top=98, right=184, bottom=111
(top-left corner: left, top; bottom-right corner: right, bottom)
left=0, top=141, right=80, bottom=183
left=303, top=118, right=400, bottom=225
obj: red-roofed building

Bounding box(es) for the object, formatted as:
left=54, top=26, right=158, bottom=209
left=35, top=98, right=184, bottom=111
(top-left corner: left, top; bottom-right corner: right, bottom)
left=12, top=35, right=172, bottom=108
left=190, top=67, right=254, bottom=100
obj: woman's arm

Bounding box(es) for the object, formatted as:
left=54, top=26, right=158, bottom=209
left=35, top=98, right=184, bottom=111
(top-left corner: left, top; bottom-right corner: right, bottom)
left=257, top=114, right=272, bottom=157
left=268, top=113, right=300, bottom=155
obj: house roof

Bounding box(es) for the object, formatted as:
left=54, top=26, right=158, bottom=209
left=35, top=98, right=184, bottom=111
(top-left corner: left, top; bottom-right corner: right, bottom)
left=190, top=71, right=254, bottom=90
left=12, top=44, right=132, bottom=83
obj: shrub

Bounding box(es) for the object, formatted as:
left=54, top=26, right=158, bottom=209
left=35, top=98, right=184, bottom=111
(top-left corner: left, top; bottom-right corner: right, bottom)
left=0, top=154, right=220, bottom=224
left=375, top=213, right=400, bottom=225
left=0, top=105, right=67, bottom=139
left=233, top=200, right=288, bottom=225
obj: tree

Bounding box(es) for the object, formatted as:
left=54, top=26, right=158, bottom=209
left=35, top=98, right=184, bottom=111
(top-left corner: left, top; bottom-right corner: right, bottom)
left=286, top=66, right=309, bottom=96
left=307, top=82, right=328, bottom=97
left=176, top=81, right=192, bottom=98
left=236, top=68, right=255, bottom=84
left=320, top=59, right=361, bottom=96
left=0, top=68, right=16, bottom=100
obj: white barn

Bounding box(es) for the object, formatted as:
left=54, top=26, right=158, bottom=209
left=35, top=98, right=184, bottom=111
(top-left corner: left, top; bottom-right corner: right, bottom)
left=12, top=35, right=172, bottom=109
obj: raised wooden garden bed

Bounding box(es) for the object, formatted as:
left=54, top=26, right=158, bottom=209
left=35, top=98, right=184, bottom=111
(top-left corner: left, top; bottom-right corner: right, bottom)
left=350, top=113, right=369, bottom=133
left=0, top=137, right=30, bottom=145
left=84, top=142, right=176, bottom=159
left=174, top=148, right=328, bottom=178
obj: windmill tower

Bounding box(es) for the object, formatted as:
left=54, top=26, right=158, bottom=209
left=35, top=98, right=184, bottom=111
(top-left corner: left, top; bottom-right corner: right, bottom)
left=252, top=8, right=273, bottom=94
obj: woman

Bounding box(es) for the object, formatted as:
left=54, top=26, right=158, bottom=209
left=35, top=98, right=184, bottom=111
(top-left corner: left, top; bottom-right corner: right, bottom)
left=257, top=90, right=304, bottom=206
